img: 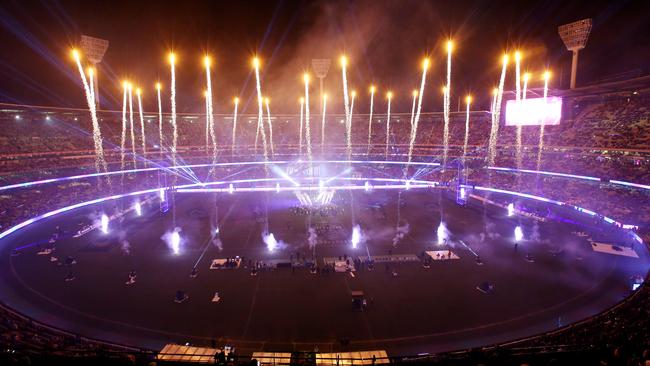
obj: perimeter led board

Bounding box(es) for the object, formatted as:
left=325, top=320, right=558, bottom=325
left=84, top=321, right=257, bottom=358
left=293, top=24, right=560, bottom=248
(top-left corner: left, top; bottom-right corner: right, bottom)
left=505, top=97, right=562, bottom=126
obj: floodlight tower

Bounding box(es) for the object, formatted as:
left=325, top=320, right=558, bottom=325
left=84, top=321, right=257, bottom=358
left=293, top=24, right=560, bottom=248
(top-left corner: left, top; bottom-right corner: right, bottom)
left=80, top=35, right=109, bottom=107
left=558, top=19, right=592, bottom=89
left=311, top=58, right=331, bottom=114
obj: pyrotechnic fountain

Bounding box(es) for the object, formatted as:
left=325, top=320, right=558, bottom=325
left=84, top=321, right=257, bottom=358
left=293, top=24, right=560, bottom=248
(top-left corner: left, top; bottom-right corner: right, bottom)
left=442, top=41, right=453, bottom=168
left=136, top=88, right=146, bottom=158
left=252, top=57, right=269, bottom=162
left=204, top=56, right=218, bottom=176
left=437, top=221, right=449, bottom=245
left=385, top=91, right=393, bottom=159
left=299, top=97, right=304, bottom=155
left=347, top=90, right=356, bottom=160
left=514, top=51, right=523, bottom=170
left=340, top=56, right=350, bottom=142
left=169, top=53, right=178, bottom=168
left=409, top=90, right=417, bottom=128
left=507, top=202, right=515, bottom=217
left=71, top=50, right=107, bottom=176
left=204, top=91, right=210, bottom=153
left=303, top=73, right=312, bottom=162
left=321, top=94, right=327, bottom=155
left=232, top=97, right=239, bottom=155
left=265, top=97, right=274, bottom=156
left=537, top=71, right=551, bottom=171
left=367, top=85, right=375, bottom=155
left=463, top=95, right=471, bottom=161
left=134, top=201, right=142, bottom=216
left=120, top=81, right=128, bottom=172
left=407, top=58, right=429, bottom=166
left=522, top=72, right=530, bottom=100
left=128, top=84, right=136, bottom=167
left=488, top=55, right=509, bottom=165
left=156, top=83, right=163, bottom=159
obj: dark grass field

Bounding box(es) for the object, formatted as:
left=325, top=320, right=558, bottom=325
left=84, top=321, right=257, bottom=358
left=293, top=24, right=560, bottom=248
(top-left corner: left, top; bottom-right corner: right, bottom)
left=0, top=189, right=647, bottom=355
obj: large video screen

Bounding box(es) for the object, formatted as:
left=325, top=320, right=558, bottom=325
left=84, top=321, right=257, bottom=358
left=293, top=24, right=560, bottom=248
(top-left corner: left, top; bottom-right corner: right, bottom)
left=505, top=97, right=562, bottom=126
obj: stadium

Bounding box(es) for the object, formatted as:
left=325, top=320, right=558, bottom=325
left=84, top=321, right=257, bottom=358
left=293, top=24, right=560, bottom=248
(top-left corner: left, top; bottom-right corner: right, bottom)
left=1, top=1, right=649, bottom=366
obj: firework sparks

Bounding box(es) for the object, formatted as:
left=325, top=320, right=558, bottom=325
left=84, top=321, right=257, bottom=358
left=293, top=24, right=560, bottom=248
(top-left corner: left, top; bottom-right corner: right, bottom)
left=265, top=97, right=274, bottom=156
left=407, top=59, right=429, bottom=166
left=156, top=83, right=163, bottom=160
left=409, top=90, right=417, bottom=128
left=385, top=91, right=393, bottom=159
left=169, top=53, right=178, bottom=167
left=253, top=57, right=268, bottom=161
left=488, top=54, right=508, bottom=165
left=367, top=85, right=375, bottom=155
left=299, top=97, right=304, bottom=155
left=71, top=50, right=107, bottom=176
left=232, top=97, right=239, bottom=155
left=463, top=95, right=472, bottom=160
left=321, top=94, right=327, bottom=155
left=136, top=88, right=146, bottom=158
left=347, top=90, right=356, bottom=160
left=204, top=56, right=217, bottom=163
left=522, top=72, right=530, bottom=101
left=120, top=81, right=128, bottom=171
left=537, top=71, right=551, bottom=170
left=442, top=41, right=453, bottom=169
left=514, top=51, right=523, bottom=170
left=128, top=84, right=136, bottom=168
left=304, top=73, right=312, bottom=161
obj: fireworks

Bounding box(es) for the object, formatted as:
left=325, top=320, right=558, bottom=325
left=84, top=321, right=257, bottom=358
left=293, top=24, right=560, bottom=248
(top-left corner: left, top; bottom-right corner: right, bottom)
left=299, top=97, right=304, bottom=155
left=442, top=41, right=453, bottom=169
left=134, top=201, right=142, bottom=216
left=265, top=97, right=274, bottom=156
left=321, top=94, right=327, bottom=154
left=136, top=88, right=146, bottom=157
left=407, top=58, right=429, bottom=166
left=232, top=97, right=239, bottom=155
left=304, top=73, right=312, bottom=162
left=253, top=57, right=268, bottom=161
left=367, top=85, right=375, bottom=155
left=204, top=56, right=217, bottom=161
left=169, top=53, right=178, bottom=167
left=347, top=90, right=356, bottom=160
left=488, top=54, right=509, bottom=165
left=515, top=51, right=523, bottom=170
left=537, top=71, right=552, bottom=171
left=385, top=91, right=393, bottom=159
left=409, top=90, right=417, bottom=128
left=128, top=84, right=136, bottom=167
left=120, top=81, right=128, bottom=171
left=156, top=83, right=163, bottom=159
left=463, top=95, right=472, bottom=160
left=507, top=202, right=515, bottom=217
left=71, top=49, right=107, bottom=176
left=340, top=56, right=350, bottom=137
left=522, top=72, right=530, bottom=100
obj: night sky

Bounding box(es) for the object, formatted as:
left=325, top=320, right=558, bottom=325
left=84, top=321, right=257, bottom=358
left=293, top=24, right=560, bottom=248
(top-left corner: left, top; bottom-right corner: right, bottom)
left=1, top=0, right=649, bottom=114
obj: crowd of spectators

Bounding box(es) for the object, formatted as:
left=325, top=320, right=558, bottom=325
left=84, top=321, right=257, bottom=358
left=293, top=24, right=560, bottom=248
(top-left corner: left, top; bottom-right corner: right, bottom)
left=0, top=85, right=649, bottom=364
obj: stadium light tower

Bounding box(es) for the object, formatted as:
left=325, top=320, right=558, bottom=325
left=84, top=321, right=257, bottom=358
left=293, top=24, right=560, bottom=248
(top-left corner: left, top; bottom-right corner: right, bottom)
left=80, top=35, right=109, bottom=107
left=558, top=19, right=592, bottom=89
left=311, top=58, right=331, bottom=114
